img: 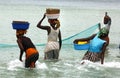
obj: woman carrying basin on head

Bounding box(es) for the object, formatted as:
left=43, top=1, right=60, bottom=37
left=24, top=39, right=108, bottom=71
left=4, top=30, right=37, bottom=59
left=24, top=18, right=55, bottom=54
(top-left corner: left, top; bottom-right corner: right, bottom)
left=37, top=8, right=62, bottom=60
left=12, top=21, right=39, bottom=68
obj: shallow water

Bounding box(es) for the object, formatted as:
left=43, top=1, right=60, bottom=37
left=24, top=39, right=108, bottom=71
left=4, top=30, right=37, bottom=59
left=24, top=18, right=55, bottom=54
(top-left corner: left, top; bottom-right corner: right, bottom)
left=0, top=1, right=120, bottom=78
left=1, top=45, right=120, bottom=78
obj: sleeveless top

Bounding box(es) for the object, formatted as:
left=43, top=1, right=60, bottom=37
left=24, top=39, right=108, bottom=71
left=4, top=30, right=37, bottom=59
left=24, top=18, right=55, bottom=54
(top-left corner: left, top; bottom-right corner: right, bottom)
left=48, top=26, right=59, bottom=42
left=44, top=26, right=60, bottom=53
left=88, top=34, right=106, bottom=53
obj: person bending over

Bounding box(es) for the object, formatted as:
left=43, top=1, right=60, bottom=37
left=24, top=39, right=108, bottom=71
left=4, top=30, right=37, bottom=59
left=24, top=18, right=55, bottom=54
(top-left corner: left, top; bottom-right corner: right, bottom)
left=16, top=30, right=39, bottom=68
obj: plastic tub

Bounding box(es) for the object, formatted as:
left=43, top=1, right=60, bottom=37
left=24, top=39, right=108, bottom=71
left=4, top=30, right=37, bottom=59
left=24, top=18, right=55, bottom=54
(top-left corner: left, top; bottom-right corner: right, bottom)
left=12, top=21, right=30, bottom=30
left=74, top=41, right=90, bottom=50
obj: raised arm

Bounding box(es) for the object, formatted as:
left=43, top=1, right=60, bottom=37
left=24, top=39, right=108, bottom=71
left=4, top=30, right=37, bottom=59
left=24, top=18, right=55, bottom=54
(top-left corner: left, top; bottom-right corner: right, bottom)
left=104, top=12, right=111, bottom=25
left=103, top=12, right=111, bottom=32
left=37, top=13, right=50, bottom=30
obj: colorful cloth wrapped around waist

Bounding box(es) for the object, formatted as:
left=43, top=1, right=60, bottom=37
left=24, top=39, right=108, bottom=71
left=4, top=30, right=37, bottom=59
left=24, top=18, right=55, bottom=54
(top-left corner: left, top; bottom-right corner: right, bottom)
left=26, top=48, right=38, bottom=59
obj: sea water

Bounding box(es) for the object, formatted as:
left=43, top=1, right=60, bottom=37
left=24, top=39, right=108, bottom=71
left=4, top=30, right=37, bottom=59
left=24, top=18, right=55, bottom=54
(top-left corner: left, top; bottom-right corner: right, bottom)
left=0, top=0, right=120, bottom=78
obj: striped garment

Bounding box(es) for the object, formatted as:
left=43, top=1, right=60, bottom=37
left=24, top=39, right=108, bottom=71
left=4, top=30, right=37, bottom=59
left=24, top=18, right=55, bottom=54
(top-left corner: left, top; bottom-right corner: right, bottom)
left=44, top=41, right=59, bottom=53
left=82, top=51, right=101, bottom=62
left=44, top=26, right=60, bottom=53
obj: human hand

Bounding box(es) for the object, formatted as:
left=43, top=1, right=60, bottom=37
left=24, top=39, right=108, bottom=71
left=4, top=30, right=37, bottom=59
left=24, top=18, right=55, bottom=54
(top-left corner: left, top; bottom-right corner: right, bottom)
left=73, top=39, right=78, bottom=44
left=19, top=59, right=23, bottom=62
left=54, top=20, right=60, bottom=28
left=104, top=12, right=111, bottom=24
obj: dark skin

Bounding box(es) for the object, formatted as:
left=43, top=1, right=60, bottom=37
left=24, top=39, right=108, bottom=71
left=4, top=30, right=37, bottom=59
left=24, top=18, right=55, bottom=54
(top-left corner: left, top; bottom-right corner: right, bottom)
left=104, top=12, right=111, bottom=25
left=16, top=35, right=24, bottom=62
left=73, top=33, right=108, bottom=64
left=73, top=34, right=96, bottom=44
left=16, top=30, right=33, bottom=62
left=17, top=33, right=37, bottom=68
left=77, top=13, right=111, bottom=64
left=101, top=43, right=107, bottom=64
left=37, top=13, right=62, bottom=50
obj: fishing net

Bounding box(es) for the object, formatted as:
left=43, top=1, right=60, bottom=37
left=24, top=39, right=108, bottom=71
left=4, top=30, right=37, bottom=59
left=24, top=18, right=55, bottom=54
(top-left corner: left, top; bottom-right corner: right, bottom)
left=0, top=23, right=100, bottom=47
left=62, top=23, right=100, bottom=45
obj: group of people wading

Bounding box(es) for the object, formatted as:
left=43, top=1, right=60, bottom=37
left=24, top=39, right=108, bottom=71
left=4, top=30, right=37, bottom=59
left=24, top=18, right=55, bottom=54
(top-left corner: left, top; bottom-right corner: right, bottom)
left=13, top=8, right=111, bottom=68
left=13, top=8, right=62, bottom=68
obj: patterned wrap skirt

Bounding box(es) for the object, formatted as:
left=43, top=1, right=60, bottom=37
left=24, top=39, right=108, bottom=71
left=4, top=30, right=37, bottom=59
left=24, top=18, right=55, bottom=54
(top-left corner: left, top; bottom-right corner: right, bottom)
left=82, top=51, right=101, bottom=62
left=44, top=41, right=59, bottom=59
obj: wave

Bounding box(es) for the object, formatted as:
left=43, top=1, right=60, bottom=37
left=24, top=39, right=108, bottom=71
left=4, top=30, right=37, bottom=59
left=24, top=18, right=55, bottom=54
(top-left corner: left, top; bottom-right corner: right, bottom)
left=76, top=60, right=120, bottom=71
left=7, top=59, right=48, bottom=71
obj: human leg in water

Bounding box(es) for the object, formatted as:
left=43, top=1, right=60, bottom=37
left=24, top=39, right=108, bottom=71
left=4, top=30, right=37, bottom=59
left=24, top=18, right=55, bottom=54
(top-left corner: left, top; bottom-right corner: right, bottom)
left=25, top=53, right=39, bottom=68
left=45, top=49, right=59, bottom=60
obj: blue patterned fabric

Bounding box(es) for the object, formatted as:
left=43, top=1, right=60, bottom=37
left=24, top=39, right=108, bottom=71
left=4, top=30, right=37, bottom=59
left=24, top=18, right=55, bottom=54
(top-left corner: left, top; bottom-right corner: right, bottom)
left=89, top=34, right=106, bottom=53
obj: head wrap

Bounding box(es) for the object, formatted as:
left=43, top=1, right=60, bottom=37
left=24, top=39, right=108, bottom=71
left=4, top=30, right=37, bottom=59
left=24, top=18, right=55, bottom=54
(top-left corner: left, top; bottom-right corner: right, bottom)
left=98, top=27, right=109, bottom=37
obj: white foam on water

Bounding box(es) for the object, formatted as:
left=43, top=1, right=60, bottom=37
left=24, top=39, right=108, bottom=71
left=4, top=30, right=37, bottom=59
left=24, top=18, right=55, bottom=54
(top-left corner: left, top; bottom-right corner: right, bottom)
left=7, top=59, right=48, bottom=71
left=75, top=60, right=99, bottom=71
left=64, top=63, right=73, bottom=67
left=76, top=60, right=120, bottom=72
left=36, top=61, right=48, bottom=69
left=52, top=67, right=61, bottom=72
left=7, top=59, right=24, bottom=71
left=101, top=62, right=120, bottom=68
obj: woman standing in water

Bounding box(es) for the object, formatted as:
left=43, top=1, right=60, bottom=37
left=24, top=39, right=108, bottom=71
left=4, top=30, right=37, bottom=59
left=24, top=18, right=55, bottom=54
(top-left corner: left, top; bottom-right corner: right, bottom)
left=37, top=8, right=62, bottom=60
left=74, top=27, right=109, bottom=64
left=13, top=21, right=39, bottom=68
left=73, top=13, right=111, bottom=64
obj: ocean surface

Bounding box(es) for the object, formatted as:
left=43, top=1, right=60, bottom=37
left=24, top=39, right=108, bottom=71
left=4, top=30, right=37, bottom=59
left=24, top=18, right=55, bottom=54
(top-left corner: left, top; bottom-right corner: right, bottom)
left=0, top=0, right=120, bottom=78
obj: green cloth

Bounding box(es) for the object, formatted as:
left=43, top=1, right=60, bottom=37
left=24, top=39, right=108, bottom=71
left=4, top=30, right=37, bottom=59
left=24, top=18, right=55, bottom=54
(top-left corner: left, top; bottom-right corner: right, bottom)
left=98, top=27, right=109, bottom=37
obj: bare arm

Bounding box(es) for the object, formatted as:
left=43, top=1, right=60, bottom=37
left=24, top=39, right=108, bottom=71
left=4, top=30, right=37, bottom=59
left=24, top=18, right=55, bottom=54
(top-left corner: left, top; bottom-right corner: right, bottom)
left=104, top=12, right=111, bottom=25
left=73, top=34, right=96, bottom=44
left=17, top=39, right=24, bottom=62
left=37, top=13, right=50, bottom=32
left=58, top=30, right=62, bottom=50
